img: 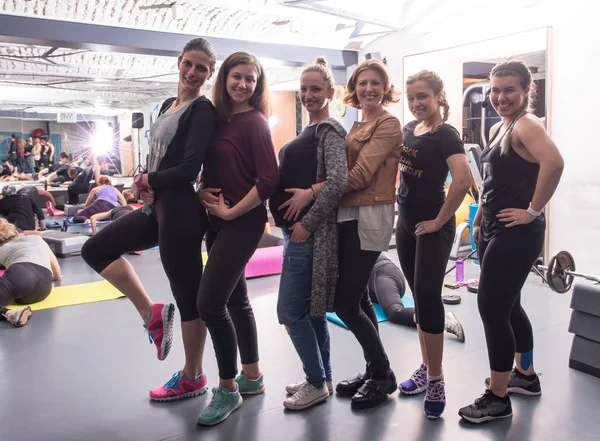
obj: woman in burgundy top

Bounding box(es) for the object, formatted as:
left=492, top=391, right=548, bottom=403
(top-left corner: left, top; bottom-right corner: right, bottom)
left=196, top=51, right=279, bottom=426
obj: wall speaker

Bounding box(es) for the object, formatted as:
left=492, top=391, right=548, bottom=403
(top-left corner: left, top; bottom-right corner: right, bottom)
left=132, top=112, right=144, bottom=129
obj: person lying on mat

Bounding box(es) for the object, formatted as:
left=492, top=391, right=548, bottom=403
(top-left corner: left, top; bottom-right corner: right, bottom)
left=364, top=254, right=465, bottom=342
left=0, top=218, right=62, bottom=327
left=0, top=185, right=46, bottom=232
left=90, top=204, right=137, bottom=235
left=70, top=176, right=127, bottom=224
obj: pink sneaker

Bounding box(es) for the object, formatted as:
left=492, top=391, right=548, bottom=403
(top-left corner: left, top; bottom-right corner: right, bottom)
left=46, top=201, right=57, bottom=216
left=149, top=371, right=208, bottom=401
left=143, top=303, right=175, bottom=361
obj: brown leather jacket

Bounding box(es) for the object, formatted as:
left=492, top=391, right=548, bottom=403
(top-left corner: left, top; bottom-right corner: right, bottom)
left=341, top=111, right=402, bottom=207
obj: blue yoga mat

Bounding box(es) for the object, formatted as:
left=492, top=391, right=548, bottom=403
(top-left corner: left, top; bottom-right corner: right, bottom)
left=326, top=296, right=415, bottom=329
left=45, top=219, right=112, bottom=228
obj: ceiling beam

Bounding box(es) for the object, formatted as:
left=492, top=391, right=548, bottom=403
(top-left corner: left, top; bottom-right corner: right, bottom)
left=0, top=13, right=357, bottom=68
left=283, top=2, right=400, bottom=31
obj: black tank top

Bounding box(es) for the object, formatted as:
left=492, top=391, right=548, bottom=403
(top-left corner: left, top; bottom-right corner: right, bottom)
left=479, top=126, right=545, bottom=237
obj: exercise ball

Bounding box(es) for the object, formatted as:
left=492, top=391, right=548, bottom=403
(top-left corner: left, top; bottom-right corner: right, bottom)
left=32, top=128, right=46, bottom=139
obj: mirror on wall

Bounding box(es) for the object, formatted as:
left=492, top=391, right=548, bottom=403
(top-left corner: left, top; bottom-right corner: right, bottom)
left=403, top=27, right=550, bottom=144
left=402, top=27, right=551, bottom=257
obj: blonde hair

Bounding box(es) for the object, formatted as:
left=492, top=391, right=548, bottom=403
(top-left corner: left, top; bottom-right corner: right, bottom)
left=0, top=217, right=19, bottom=246
left=489, top=59, right=536, bottom=155
left=343, top=60, right=400, bottom=109
left=122, top=189, right=133, bottom=200
left=406, top=70, right=449, bottom=133
left=302, top=57, right=335, bottom=90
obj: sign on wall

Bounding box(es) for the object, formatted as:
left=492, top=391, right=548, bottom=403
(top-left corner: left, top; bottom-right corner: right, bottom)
left=57, top=112, right=78, bottom=123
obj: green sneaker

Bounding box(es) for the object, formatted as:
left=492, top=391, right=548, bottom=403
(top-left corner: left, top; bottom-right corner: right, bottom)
left=197, top=387, right=243, bottom=426
left=235, top=373, right=266, bottom=395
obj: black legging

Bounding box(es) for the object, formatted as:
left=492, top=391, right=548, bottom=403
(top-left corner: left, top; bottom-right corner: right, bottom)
left=334, top=220, right=391, bottom=380
left=0, top=263, right=52, bottom=307
left=68, top=183, right=88, bottom=205
left=81, top=186, right=206, bottom=322
left=477, top=220, right=544, bottom=372
left=366, top=263, right=414, bottom=327
left=196, top=205, right=265, bottom=380
left=395, top=216, right=455, bottom=334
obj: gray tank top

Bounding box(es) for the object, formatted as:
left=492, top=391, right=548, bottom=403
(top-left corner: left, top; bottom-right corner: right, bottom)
left=147, top=98, right=198, bottom=173
left=0, top=234, right=51, bottom=271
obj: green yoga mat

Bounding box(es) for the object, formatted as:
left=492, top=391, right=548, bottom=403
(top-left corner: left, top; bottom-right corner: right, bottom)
left=326, top=296, right=415, bottom=329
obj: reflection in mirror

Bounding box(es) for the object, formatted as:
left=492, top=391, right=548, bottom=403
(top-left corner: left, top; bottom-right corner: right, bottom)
left=462, top=50, right=547, bottom=148
left=402, top=27, right=550, bottom=256
left=403, top=27, right=549, bottom=147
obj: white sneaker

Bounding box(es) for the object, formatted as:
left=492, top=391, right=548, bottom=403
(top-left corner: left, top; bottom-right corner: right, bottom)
left=286, top=379, right=333, bottom=396
left=283, top=381, right=329, bottom=410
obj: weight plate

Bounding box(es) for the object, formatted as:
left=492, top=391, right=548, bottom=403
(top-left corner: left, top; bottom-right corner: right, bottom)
left=467, top=283, right=479, bottom=293
left=442, top=294, right=461, bottom=305
left=546, top=250, right=575, bottom=294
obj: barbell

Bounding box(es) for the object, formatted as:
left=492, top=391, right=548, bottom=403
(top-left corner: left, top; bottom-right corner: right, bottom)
left=532, top=250, right=600, bottom=294
left=447, top=249, right=599, bottom=294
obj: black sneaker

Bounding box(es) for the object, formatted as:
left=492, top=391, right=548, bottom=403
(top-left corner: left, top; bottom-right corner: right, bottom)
left=484, top=368, right=541, bottom=396
left=336, top=373, right=368, bottom=397
left=458, top=389, right=513, bottom=424
left=351, top=371, right=397, bottom=410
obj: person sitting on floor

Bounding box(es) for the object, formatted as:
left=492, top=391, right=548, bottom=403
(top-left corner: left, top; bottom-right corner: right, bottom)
left=0, top=185, right=46, bottom=232
left=39, top=152, right=72, bottom=184
left=0, top=218, right=62, bottom=327
left=71, top=176, right=127, bottom=224
left=364, top=254, right=466, bottom=342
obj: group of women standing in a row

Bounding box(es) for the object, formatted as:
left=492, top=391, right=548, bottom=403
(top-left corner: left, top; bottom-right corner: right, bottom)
left=81, top=36, right=564, bottom=427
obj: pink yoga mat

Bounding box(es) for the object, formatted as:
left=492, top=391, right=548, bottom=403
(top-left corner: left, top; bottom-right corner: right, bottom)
left=245, top=245, right=284, bottom=279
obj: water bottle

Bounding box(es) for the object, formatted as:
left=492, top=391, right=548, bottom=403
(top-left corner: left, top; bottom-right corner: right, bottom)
left=456, top=258, right=464, bottom=283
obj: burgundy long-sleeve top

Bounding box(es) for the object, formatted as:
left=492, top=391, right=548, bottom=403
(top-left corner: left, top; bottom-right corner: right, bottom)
left=203, top=109, right=279, bottom=206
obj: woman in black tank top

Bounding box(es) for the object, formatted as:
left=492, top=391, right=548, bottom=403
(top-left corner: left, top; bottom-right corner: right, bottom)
left=459, top=60, right=564, bottom=424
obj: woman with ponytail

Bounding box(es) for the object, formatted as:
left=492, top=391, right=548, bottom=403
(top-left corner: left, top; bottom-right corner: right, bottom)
left=396, top=70, right=471, bottom=419
left=270, top=57, right=348, bottom=410
left=459, top=60, right=563, bottom=424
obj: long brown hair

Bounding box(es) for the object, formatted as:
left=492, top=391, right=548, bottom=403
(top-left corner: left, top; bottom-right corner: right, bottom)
left=490, top=59, right=536, bottom=155
left=406, top=70, right=449, bottom=133
left=212, top=52, right=270, bottom=121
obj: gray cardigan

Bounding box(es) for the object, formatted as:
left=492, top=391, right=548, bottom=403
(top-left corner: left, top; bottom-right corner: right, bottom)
left=300, top=118, right=348, bottom=316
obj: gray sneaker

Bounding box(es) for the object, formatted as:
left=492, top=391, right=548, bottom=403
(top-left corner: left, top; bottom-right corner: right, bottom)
left=286, top=379, right=333, bottom=396
left=485, top=369, right=541, bottom=396
left=4, top=307, right=32, bottom=327
left=444, top=312, right=465, bottom=342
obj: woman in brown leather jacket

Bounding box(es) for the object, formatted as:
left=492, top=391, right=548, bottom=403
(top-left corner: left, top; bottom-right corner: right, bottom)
left=331, top=59, right=402, bottom=410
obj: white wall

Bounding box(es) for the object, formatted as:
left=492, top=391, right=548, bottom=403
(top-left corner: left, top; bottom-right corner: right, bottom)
left=48, top=122, right=94, bottom=157
left=0, top=119, right=48, bottom=135
left=360, top=2, right=600, bottom=272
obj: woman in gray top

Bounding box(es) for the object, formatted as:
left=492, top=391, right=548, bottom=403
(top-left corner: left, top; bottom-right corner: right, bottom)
left=0, top=218, right=62, bottom=327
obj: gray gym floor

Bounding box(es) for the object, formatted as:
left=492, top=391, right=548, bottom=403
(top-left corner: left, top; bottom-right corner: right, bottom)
left=1, top=249, right=599, bottom=441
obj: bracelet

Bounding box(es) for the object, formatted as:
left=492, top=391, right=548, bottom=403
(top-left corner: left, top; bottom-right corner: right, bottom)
left=527, top=203, right=541, bottom=217
left=310, top=186, right=316, bottom=201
